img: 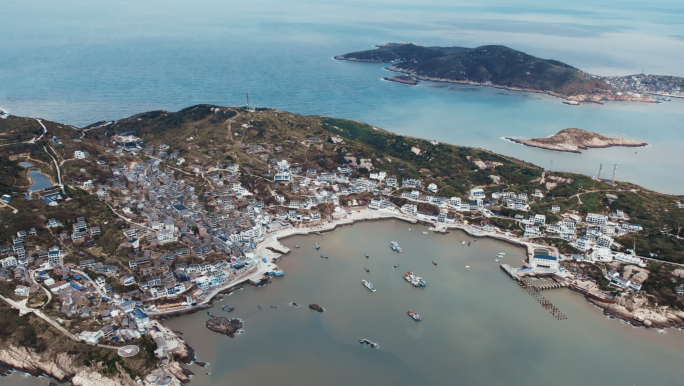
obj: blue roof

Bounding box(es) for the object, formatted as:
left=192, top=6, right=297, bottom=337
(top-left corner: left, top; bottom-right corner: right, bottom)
left=534, top=254, right=557, bottom=261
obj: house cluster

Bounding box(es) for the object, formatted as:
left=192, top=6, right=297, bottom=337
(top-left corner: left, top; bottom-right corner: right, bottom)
left=1, top=232, right=66, bottom=278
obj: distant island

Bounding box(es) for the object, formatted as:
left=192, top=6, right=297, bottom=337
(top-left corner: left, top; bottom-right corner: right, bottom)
left=506, top=128, right=648, bottom=153
left=336, top=43, right=684, bottom=103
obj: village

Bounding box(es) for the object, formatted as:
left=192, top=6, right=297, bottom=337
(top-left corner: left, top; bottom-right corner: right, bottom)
left=1, top=107, right=684, bottom=385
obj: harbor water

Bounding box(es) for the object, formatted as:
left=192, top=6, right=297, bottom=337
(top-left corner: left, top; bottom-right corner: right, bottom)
left=159, top=221, right=684, bottom=386
left=1, top=0, right=684, bottom=192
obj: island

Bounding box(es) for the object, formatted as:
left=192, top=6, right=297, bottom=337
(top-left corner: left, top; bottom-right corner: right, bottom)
left=383, top=75, right=418, bottom=85
left=206, top=317, right=244, bottom=338
left=336, top=43, right=684, bottom=103
left=1, top=104, right=684, bottom=385
left=506, top=128, right=648, bottom=153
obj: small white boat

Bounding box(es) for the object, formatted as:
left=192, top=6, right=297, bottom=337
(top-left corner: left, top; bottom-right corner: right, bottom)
left=409, top=228, right=412, bottom=232
left=422, top=231, right=428, bottom=235
left=494, top=259, right=500, bottom=262
left=461, top=240, right=465, bottom=245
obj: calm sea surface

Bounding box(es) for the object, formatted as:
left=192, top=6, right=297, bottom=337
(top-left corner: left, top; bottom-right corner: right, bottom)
left=1, top=0, right=684, bottom=193
left=161, top=221, right=684, bottom=386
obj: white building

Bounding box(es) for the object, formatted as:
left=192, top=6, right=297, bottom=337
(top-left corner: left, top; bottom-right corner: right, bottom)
left=156, top=230, right=178, bottom=245
left=585, top=213, right=607, bottom=225
left=613, top=252, right=645, bottom=266
left=469, top=187, right=485, bottom=201
left=533, top=214, right=546, bottom=226
left=74, top=151, right=86, bottom=159
left=596, top=234, right=614, bottom=248
left=590, top=247, right=612, bottom=262
left=529, top=254, right=559, bottom=269
left=427, top=183, right=438, bottom=193
left=78, top=330, right=103, bottom=343
left=401, top=204, right=418, bottom=214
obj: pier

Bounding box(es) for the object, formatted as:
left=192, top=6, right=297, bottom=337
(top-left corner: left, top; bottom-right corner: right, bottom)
left=501, top=265, right=567, bottom=320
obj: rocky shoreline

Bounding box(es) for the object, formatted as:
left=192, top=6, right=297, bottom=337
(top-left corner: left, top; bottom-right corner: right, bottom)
left=383, top=65, right=659, bottom=103
left=0, top=344, right=139, bottom=386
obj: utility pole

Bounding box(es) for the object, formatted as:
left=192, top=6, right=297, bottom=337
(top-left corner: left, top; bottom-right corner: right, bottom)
left=246, top=92, right=250, bottom=108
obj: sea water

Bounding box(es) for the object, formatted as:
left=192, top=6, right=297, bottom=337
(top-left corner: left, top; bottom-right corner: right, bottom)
left=1, top=0, right=684, bottom=192
left=162, top=221, right=684, bottom=385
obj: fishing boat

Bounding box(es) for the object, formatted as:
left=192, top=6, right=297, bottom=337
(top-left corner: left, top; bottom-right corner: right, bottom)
left=359, top=339, right=380, bottom=348
left=365, top=253, right=369, bottom=258
left=320, top=255, right=328, bottom=259
left=432, top=261, right=437, bottom=266
left=461, top=240, right=465, bottom=245
left=422, top=231, right=428, bottom=235
left=494, top=259, right=500, bottom=262
left=393, top=264, right=400, bottom=268
left=207, top=311, right=215, bottom=317
left=468, top=241, right=471, bottom=246
left=407, top=310, right=421, bottom=321
left=408, top=228, right=412, bottom=232
left=314, top=243, right=320, bottom=249
left=362, top=279, right=376, bottom=292
left=295, top=245, right=300, bottom=248
left=365, top=268, right=370, bottom=272
left=390, top=241, right=403, bottom=253
left=404, top=271, right=427, bottom=287
left=222, top=305, right=234, bottom=312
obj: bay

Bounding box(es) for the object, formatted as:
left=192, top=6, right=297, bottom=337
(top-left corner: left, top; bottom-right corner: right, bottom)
left=163, top=221, right=684, bottom=386
left=1, top=0, right=683, bottom=192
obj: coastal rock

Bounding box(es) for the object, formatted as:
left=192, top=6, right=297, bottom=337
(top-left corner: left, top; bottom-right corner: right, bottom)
left=506, top=128, right=647, bottom=153
left=624, top=267, right=649, bottom=284
left=206, top=317, right=243, bottom=338
left=590, top=293, right=684, bottom=328
left=0, top=344, right=141, bottom=386
left=309, top=304, right=324, bottom=312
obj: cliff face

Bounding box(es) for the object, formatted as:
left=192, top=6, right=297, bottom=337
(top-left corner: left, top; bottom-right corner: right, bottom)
left=507, top=128, right=647, bottom=153
left=0, top=344, right=138, bottom=386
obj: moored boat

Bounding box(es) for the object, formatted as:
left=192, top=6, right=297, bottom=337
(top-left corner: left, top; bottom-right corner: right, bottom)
left=432, top=261, right=437, bottom=266
left=365, top=268, right=370, bottom=272
left=359, top=339, right=380, bottom=348
left=404, top=271, right=427, bottom=287
left=407, top=310, right=421, bottom=321
left=390, top=241, right=403, bottom=253
left=422, top=231, right=429, bottom=235
left=222, top=305, right=234, bottom=312
left=362, top=279, right=376, bottom=292
left=314, top=243, right=320, bottom=249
